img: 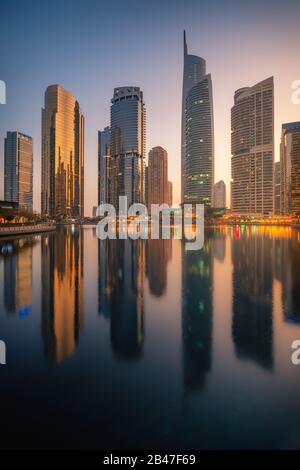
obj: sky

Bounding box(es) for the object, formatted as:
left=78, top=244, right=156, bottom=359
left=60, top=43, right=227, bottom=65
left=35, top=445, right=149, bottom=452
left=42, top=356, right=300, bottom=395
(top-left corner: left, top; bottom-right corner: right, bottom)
left=0, top=0, right=300, bottom=214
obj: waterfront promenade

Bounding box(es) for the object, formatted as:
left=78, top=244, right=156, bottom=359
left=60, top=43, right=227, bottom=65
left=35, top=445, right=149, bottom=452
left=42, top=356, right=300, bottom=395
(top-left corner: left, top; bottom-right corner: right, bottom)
left=0, top=224, right=56, bottom=237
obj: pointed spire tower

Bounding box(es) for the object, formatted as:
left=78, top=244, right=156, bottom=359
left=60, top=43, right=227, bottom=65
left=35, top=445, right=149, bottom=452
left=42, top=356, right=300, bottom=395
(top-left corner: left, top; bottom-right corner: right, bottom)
left=184, top=29, right=188, bottom=57
left=181, top=31, right=214, bottom=206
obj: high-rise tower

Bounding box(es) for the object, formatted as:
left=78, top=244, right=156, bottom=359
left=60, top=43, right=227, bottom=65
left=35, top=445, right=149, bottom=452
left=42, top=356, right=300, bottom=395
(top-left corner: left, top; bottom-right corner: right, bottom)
left=147, top=146, right=169, bottom=209
left=110, top=87, right=145, bottom=208
left=98, top=126, right=111, bottom=206
left=4, top=131, right=33, bottom=212
left=181, top=31, right=214, bottom=206
left=213, top=180, right=226, bottom=208
left=274, top=161, right=281, bottom=215
left=280, top=121, right=300, bottom=215
left=231, top=77, right=274, bottom=215
left=41, top=84, right=84, bottom=218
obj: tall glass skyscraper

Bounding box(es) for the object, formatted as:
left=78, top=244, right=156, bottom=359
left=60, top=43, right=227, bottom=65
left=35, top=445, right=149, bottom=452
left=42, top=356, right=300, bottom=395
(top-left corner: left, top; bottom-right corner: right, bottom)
left=41, top=85, right=84, bottom=218
left=274, top=161, right=281, bottom=215
left=181, top=31, right=214, bottom=205
left=280, top=121, right=300, bottom=215
left=110, top=87, right=145, bottom=208
left=98, top=126, right=111, bottom=205
left=231, top=77, right=274, bottom=215
left=4, top=131, right=33, bottom=212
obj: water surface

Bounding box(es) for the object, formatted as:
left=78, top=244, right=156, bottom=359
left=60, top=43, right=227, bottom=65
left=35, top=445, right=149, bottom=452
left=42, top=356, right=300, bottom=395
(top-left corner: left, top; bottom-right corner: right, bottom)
left=0, top=225, right=300, bottom=449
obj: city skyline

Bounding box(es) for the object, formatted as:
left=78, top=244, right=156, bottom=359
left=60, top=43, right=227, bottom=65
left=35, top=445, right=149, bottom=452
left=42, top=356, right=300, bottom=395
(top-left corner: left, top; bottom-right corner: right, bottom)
left=0, top=0, right=300, bottom=214
left=2, top=1, right=300, bottom=456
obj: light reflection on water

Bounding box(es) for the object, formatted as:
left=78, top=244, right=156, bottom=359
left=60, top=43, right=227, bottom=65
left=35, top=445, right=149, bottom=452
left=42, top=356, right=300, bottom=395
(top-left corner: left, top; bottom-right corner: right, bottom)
left=0, top=225, right=300, bottom=449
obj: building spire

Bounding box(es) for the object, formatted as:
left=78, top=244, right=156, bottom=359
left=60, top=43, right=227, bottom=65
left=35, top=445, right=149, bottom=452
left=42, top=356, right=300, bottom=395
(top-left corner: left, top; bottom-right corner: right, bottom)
left=184, top=30, right=187, bottom=56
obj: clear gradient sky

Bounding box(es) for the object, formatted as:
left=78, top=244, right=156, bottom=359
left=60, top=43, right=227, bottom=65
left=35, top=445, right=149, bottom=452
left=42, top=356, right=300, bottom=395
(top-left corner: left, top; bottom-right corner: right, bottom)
left=0, top=0, right=300, bottom=214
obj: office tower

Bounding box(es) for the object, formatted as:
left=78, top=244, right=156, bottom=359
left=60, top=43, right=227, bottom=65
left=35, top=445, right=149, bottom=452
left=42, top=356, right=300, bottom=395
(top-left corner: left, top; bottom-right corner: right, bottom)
left=0, top=79, right=5, bottom=104
left=41, top=84, right=84, bottom=218
left=231, top=77, right=274, bottom=215
left=280, top=122, right=300, bottom=215
left=4, top=131, right=33, bottom=212
left=98, top=126, right=111, bottom=205
left=145, top=165, right=148, bottom=208
left=168, top=181, right=173, bottom=206
left=181, top=31, right=214, bottom=205
left=147, top=146, right=169, bottom=208
left=213, top=180, right=226, bottom=208
left=274, top=162, right=281, bottom=215
left=110, top=87, right=146, bottom=208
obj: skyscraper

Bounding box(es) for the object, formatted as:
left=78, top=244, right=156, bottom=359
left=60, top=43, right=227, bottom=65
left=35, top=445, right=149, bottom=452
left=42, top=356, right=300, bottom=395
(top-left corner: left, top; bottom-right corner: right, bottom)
left=168, top=180, right=173, bottom=206
left=181, top=31, right=214, bottom=206
left=145, top=165, right=148, bottom=208
left=41, top=84, right=84, bottom=218
left=231, top=77, right=274, bottom=215
left=98, top=126, right=111, bottom=205
left=4, top=131, right=33, bottom=212
left=280, top=122, right=300, bottom=215
left=274, top=161, right=281, bottom=215
left=147, top=146, right=169, bottom=208
left=213, top=180, right=226, bottom=208
left=110, top=87, right=145, bottom=208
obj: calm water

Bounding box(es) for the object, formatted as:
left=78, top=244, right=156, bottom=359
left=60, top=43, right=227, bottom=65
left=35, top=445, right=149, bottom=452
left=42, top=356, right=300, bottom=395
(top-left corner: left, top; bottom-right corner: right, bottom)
left=1, top=225, right=300, bottom=450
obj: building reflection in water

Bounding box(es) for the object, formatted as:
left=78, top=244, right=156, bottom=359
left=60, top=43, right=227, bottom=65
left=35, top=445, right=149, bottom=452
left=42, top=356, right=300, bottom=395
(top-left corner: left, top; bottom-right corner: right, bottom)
left=274, top=228, right=300, bottom=324
left=181, top=231, right=213, bottom=392
left=146, top=239, right=172, bottom=297
left=211, top=228, right=226, bottom=262
left=231, top=226, right=273, bottom=369
left=1, top=238, right=35, bottom=317
left=98, top=239, right=144, bottom=360
left=41, top=227, right=84, bottom=364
